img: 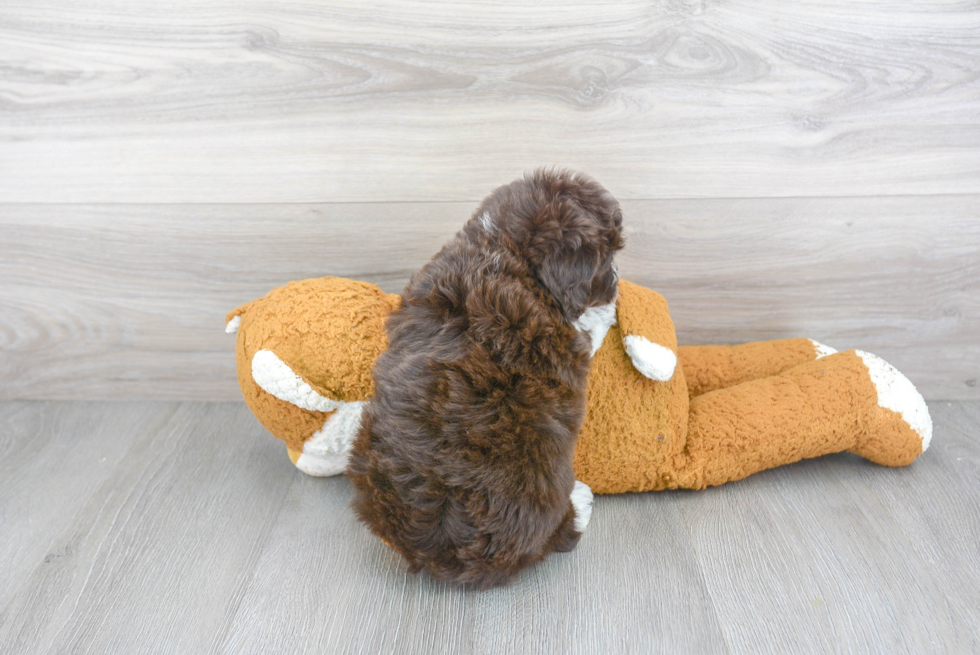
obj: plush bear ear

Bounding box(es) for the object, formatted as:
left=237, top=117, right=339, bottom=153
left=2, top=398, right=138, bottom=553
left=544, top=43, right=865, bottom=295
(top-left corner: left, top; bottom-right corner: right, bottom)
left=225, top=298, right=261, bottom=333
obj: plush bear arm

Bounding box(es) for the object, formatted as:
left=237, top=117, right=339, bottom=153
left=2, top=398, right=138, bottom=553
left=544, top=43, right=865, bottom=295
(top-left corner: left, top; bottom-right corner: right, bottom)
left=615, top=280, right=678, bottom=382
left=250, top=348, right=344, bottom=413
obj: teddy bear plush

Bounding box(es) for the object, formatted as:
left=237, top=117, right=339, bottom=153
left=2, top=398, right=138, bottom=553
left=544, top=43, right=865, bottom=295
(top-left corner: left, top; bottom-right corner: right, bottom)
left=226, top=276, right=932, bottom=495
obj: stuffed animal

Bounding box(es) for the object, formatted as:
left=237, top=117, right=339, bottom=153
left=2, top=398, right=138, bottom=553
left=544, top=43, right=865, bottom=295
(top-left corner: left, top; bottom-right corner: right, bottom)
left=226, top=276, right=932, bottom=495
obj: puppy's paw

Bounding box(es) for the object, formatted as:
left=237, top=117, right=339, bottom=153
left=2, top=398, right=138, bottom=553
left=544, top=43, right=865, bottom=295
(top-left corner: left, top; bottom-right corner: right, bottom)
left=570, top=480, right=594, bottom=532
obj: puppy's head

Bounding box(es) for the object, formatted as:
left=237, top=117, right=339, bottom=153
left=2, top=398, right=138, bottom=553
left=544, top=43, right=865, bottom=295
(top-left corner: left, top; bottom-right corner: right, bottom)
left=470, top=168, right=624, bottom=321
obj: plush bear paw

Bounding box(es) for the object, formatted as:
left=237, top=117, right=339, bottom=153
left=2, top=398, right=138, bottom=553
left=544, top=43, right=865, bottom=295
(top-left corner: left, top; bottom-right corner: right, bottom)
left=855, top=350, right=933, bottom=452
left=623, top=335, right=677, bottom=382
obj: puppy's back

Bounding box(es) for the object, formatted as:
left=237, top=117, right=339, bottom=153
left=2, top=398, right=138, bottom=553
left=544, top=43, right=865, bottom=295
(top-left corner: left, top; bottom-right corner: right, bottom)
left=348, top=169, right=623, bottom=586
left=348, top=236, right=586, bottom=586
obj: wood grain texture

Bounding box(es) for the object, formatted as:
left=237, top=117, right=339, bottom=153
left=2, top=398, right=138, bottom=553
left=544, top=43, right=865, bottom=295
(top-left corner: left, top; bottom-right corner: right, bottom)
left=1, top=196, right=977, bottom=401
left=0, top=403, right=295, bottom=654
left=218, top=477, right=729, bottom=655
left=681, top=400, right=980, bottom=654
left=0, top=400, right=977, bottom=654
left=1, top=1, right=978, bottom=202
left=0, top=402, right=166, bottom=605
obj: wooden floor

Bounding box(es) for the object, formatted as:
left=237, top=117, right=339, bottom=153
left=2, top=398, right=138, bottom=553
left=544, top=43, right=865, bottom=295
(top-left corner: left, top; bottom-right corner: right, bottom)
left=1, top=400, right=977, bottom=654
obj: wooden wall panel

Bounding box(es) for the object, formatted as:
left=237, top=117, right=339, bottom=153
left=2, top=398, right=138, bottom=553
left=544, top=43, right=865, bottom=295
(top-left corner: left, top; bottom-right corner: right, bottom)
left=1, top=196, right=976, bottom=401
left=1, top=0, right=978, bottom=202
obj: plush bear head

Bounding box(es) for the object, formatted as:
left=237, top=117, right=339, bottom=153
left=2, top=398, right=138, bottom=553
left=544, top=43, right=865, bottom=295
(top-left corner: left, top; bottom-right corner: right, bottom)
left=226, top=277, right=399, bottom=467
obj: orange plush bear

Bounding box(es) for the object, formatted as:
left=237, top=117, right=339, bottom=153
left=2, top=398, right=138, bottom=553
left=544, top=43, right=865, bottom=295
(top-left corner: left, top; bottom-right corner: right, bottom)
left=227, top=276, right=932, bottom=496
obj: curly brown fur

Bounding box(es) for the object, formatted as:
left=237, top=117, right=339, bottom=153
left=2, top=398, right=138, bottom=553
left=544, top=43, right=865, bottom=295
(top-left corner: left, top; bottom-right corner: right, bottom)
left=347, top=169, right=624, bottom=587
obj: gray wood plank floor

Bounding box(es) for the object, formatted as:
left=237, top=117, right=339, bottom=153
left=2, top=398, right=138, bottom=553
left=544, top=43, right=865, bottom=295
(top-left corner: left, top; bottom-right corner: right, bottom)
left=1, top=400, right=977, bottom=654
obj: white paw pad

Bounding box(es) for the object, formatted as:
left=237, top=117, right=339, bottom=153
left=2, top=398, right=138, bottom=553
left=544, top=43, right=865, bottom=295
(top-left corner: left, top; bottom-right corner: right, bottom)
left=570, top=480, right=594, bottom=532
left=856, top=350, right=933, bottom=451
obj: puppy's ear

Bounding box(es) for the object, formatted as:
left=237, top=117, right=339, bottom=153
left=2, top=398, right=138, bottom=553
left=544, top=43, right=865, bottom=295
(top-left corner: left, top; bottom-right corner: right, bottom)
left=537, top=245, right=598, bottom=321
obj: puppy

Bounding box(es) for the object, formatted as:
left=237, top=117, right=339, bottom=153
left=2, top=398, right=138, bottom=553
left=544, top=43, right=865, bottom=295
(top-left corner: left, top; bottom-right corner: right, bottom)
left=347, top=169, right=624, bottom=587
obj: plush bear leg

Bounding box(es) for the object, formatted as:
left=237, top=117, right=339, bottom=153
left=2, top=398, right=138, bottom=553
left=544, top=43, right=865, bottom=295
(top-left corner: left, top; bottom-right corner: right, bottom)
left=678, top=338, right=837, bottom=398
left=680, top=350, right=932, bottom=489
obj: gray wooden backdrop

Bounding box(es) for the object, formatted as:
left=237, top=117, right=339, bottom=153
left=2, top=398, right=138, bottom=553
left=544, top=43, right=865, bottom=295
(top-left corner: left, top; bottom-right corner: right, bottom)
left=1, top=0, right=978, bottom=401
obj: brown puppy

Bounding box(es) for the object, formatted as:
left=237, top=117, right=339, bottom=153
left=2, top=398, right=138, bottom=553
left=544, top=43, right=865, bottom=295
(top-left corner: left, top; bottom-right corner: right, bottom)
left=347, top=169, right=624, bottom=587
